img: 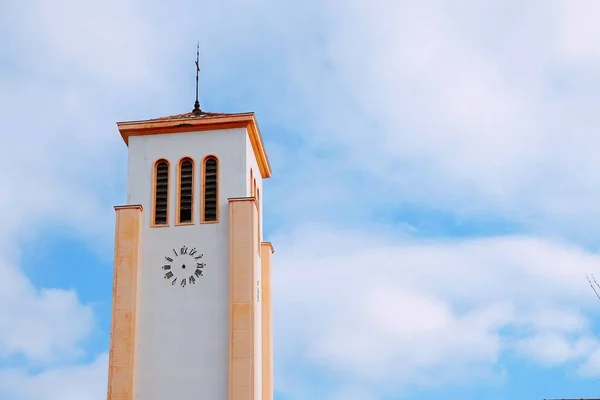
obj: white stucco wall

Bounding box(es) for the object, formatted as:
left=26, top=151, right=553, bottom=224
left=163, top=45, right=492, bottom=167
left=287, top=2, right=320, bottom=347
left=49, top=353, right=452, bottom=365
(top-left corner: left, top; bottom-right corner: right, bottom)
left=126, top=127, right=249, bottom=400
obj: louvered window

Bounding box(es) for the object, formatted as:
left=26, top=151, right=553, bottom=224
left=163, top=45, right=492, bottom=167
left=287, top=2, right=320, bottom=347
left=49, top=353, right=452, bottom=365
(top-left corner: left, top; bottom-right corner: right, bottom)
left=203, top=157, right=218, bottom=222
left=154, top=160, right=169, bottom=225
left=178, top=158, right=194, bottom=224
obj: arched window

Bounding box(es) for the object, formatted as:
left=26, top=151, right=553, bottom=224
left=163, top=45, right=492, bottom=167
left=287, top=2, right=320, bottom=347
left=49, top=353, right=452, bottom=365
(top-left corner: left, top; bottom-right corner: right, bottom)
left=177, top=157, right=194, bottom=224
left=201, top=156, right=219, bottom=222
left=153, top=159, right=170, bottom=226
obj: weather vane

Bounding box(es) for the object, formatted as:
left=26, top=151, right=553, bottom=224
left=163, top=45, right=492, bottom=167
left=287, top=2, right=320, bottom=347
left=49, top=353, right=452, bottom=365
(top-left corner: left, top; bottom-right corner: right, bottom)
left=193, top=41, right=201, bottom=115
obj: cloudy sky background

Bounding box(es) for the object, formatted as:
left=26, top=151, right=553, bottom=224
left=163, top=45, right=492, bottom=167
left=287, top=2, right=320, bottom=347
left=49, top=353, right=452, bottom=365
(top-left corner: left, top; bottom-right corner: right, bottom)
left=2, top=0, right=600, bottom=399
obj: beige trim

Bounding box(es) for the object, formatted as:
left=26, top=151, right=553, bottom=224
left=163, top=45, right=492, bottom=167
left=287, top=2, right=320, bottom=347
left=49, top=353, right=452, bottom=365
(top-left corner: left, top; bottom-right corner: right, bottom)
left=260, top=242, right=274, bottom=400
left=114, top=205, right=143, bottom=210
left=229, top=196, right=259, bottom=207
left=229, top=197, right=259, bottom=400
left=151, top=159, right=170, bottom=227
left=175, top=156, right=195, bottom=226
left=250, top=169, right=254, bottom=197
left=117, top=113, right=272, bottom=179
left=256, top=188, right=261, bottom=255
left=262, top=242, right=275, bottom=254
left=200, top=154, right=220, bottom=224
left=107, top=204, right=143, bottom=400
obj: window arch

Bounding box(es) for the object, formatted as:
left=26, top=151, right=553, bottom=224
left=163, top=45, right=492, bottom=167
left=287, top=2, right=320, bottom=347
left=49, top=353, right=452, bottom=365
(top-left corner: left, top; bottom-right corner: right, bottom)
left=152, top=159, right=170, bottom=226
left=177, top=157, right=194, bottom=224
left=201, top=155, right=219, bottom=223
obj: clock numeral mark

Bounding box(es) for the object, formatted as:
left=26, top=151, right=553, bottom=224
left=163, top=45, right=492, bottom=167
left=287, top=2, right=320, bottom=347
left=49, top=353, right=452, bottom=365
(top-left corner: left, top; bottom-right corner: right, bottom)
left=163, top=247, right=204, bottom=286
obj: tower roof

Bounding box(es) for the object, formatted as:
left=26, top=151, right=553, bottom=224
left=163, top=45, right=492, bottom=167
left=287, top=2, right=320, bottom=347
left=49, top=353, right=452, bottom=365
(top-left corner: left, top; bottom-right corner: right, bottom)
left=117, top=110, right=272, bottom=178
left=139, top=110, right=234, bottom=121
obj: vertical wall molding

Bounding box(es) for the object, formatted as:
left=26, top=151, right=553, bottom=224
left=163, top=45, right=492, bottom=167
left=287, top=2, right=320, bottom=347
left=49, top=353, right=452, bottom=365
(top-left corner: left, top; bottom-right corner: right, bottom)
left=107, top=205, right=143, bottom=400
left=229, top=197, right=259, bottom=400
left=260, top=242, right=274, bottom=400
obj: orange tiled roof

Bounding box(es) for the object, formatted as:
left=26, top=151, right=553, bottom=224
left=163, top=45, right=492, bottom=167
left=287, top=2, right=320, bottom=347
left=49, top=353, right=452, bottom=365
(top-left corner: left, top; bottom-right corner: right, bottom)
left=139, top=110, right=241, bottom=122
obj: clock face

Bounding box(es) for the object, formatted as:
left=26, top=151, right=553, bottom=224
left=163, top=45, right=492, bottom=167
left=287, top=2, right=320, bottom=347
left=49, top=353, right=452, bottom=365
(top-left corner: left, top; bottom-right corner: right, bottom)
left=161, top=246, right=206, bottom=288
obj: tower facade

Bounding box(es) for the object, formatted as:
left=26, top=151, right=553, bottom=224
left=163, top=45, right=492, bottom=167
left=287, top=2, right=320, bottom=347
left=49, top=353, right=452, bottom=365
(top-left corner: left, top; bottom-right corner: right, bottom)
left=107, top=111, right=274, bottom=400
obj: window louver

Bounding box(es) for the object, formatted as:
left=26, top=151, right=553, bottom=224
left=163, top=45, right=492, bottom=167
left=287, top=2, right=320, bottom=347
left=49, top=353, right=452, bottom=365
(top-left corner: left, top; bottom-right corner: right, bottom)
left=154, top=161, right=169, bottom=225
left=203, top=157, right=218, bottom=222
left=178, top=159, right=194, bottom=223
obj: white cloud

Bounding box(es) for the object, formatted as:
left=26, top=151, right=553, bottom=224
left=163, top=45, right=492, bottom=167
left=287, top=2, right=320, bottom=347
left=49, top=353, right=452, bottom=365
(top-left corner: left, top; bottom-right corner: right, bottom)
left=179, top=0, right=600, bottom=240
left=4, top=0, right=600, bottom=399
left=554, top=0, right=600, bottom=64
left=0, top=0, right=158, bottom=392
left=0, top=353, right=108, bottom=400
left=578, top=347, right=600, bottom=377
left=273, top=227, right=600, bottom=391
left=0, top=276, right=94, bottom=364
left=5, top=0, right=159, bottom=87
left=515, top=334, right=596, bottom=366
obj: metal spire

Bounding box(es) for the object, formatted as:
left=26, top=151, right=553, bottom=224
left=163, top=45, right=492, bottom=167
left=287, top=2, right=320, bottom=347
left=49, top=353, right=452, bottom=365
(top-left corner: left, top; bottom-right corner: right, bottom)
left=193, top=41, right=201, bottom=115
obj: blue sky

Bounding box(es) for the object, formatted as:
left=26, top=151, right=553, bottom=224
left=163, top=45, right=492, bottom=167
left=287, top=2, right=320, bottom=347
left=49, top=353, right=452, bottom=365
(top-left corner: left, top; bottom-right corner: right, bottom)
left=2, top=0, right=600, bottom=399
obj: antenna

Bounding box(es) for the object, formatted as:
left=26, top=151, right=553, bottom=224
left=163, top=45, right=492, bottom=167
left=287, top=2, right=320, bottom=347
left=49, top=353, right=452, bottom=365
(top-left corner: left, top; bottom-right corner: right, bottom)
left=193, top=41, right=201, bottom=115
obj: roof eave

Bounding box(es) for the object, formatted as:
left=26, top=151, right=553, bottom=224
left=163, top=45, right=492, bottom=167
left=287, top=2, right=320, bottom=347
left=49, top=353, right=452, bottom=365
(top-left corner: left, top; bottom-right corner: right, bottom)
left=117, top=112, right=272, bottom=179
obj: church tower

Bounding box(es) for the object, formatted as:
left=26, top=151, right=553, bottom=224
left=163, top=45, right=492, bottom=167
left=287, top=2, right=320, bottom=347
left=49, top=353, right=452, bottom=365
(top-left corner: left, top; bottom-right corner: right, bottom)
left=106, top=102, right=274, bottom=400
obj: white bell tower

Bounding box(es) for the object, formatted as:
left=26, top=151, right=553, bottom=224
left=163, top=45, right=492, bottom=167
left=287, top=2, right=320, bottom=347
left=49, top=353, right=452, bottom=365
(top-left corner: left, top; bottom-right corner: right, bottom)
left=106, top=107, right=274, bottom=400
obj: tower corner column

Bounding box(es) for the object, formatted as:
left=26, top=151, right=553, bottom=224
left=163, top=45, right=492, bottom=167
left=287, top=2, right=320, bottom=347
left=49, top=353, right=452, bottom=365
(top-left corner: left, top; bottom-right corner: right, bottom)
left=229, top=197, right=259, bottom=400
left=260, top=242, right=274, bottom=400
left=107, top=204, right=143, bottom=400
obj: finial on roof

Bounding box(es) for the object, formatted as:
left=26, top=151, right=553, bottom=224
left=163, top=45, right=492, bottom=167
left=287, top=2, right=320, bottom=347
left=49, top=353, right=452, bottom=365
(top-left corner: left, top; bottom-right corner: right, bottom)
left=193, top=41, right=201, bottom=115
